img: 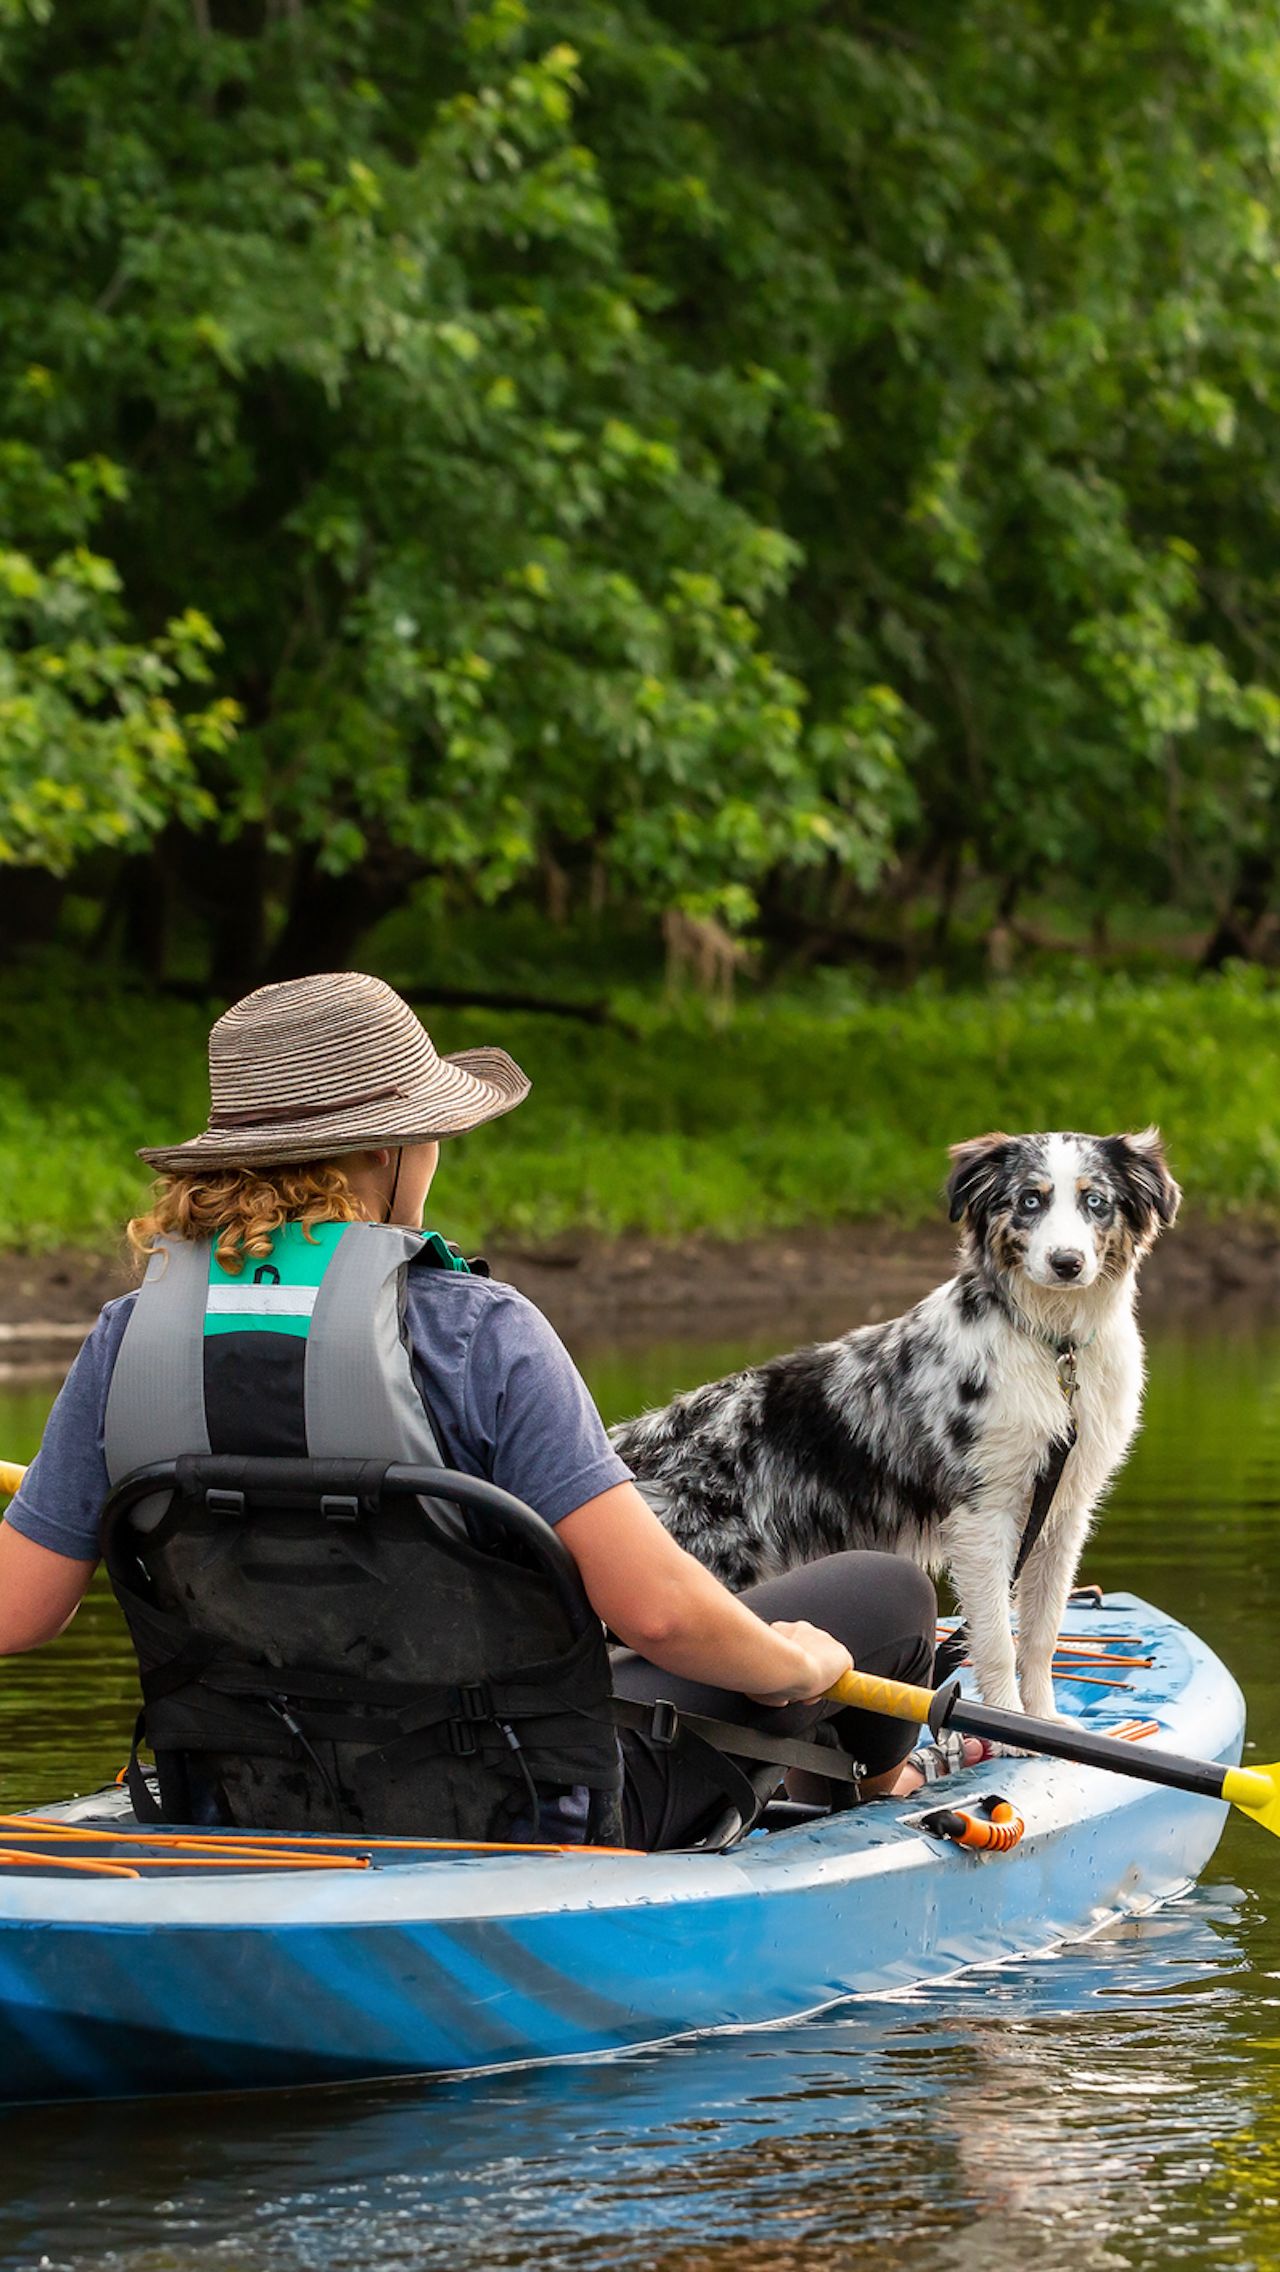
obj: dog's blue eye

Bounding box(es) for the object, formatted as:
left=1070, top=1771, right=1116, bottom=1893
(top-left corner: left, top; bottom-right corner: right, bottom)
left=1083, top=1190, right=1108, bottom=1216
left=1019, top=1189, right=1044, bottom=1213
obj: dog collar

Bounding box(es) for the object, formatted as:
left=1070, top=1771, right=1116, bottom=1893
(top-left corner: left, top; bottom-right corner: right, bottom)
left=1012, top=1315, right=1097, bottom=1408
left=1014, top=1314, right=1097, bottom=1358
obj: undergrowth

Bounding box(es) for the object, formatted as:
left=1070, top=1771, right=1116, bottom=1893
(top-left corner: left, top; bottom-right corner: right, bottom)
left=0, top=966, right=1276, bottom=1254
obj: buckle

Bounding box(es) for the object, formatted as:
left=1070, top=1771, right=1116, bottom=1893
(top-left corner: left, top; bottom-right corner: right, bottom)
left=454, top=1681, right=493, bottom=1722
left=446, top=1720, right=479, bottom=1757
left=205, top=1487, right=245, bottom=1519
left=320, top=1494, right=360, bottom=1524
left=1055, top=1343, right=1079, bottom=1406
left=649, top=1698, right=680, bottom=1750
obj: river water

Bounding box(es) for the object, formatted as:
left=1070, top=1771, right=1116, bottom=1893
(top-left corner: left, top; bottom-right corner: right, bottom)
left=0, top=1321, right=1276, bottom=2271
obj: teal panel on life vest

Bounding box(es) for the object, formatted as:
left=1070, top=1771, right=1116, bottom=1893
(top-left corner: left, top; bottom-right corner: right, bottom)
left=203, top=1220, right=349, bottom=1339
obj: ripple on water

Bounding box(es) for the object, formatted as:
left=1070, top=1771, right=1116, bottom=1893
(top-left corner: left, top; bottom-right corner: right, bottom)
left=0, top=1327, right=1278, bottom=2272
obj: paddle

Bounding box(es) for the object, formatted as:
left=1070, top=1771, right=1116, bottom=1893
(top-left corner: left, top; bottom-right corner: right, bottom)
left=0, top=1448, right=1270, bottom=1830
left=828, top=1666, right=1280, bottom=1838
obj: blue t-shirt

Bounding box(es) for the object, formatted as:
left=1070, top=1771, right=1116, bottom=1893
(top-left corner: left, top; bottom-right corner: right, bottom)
left=6, top=1268, right=633, bottom=1561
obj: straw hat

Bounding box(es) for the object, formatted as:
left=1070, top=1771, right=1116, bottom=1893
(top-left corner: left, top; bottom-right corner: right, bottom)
left=138, top=973, right=530, bottom=1173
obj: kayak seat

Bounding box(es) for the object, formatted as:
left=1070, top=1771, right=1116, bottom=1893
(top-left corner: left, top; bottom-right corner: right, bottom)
left=101, top=1456, right=626, bottom=1848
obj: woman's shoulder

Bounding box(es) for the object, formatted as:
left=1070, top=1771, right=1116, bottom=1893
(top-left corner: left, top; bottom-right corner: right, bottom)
left=87, top=1287, right=140, bottom=1351
left=406, top=1265, right=548, bottom=1329
left=404, top=1265, right=574, bottom=1378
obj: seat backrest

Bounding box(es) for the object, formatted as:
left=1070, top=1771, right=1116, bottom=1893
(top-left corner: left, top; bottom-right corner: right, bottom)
left=102, top=1458, right=623, bottom=1844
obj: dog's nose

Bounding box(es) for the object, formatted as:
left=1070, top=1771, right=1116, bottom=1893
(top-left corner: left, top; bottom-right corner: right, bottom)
left=1048, top=1248, right=1084, bottom=1281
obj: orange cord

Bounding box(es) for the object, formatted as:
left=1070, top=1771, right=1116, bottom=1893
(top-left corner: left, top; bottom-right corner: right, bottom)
left=0, top=1814, right=643, bottom=1861
left=1051, top=1648, right=1155, bottom=1668
left=1049, top=1672, right=1133, bottom=1689
left=0, top=1846, right=140, bottom=1879
left=0, top=1818, right=365, bottom=1863
left=35, top=1852, right=369, bottom=1871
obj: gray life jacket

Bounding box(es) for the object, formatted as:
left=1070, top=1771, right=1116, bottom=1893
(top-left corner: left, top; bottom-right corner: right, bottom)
left=101, top=1224, right=624, bottom=1844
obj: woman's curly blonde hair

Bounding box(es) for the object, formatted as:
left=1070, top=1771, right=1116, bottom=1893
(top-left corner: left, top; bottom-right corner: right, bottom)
left=128, top=1162, right=370, bottom=1276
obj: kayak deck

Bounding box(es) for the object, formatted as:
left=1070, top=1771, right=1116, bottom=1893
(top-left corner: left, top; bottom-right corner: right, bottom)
left=0, top=1592, right=1243, bottom=2104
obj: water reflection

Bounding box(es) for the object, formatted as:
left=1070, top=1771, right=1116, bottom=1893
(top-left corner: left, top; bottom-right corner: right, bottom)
left=0, top=1887, right=1261, bottom=2272
left=0, top=1326, right=1276, bottom=2270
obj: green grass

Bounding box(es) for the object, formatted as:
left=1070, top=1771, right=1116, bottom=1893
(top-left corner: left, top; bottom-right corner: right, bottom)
left=1, top=963, right=1279, bottom=1254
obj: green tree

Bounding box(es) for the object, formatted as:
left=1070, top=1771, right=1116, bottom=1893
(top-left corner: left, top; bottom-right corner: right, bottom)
left=561, top=0, right=1280, bottom=940
left=0, top=0, right=910, bottom=982
left=7, top=0, right=1280, bottom=982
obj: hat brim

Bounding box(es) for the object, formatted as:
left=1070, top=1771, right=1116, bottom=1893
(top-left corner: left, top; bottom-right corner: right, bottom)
left=137, top=1047, right=530, bottom=1175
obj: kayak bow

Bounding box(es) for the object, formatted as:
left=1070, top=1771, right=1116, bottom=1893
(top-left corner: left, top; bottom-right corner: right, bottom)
left=830, top=1664, right=1278, bottom=1836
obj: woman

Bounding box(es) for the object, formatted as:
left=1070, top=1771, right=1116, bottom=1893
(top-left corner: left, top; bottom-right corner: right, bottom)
left=0, top=973, right=938, bottom=1848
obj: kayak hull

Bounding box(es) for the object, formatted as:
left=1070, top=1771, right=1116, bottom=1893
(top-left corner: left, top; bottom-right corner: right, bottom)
left=0, top=1594, right=1242, bottom=2105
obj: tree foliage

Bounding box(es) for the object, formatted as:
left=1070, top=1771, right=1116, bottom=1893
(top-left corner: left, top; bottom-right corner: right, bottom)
left=566, top=0, right=1280, bottom=922
left=0, top=440, right=233, bottom=870
left=0, top=0, right=912, bottom=962
left=4, top=1, right=1280, bottom=973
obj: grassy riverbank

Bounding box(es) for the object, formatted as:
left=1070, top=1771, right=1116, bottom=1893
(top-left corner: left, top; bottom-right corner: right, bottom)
left=1, top=965, right=1279, bottom=1256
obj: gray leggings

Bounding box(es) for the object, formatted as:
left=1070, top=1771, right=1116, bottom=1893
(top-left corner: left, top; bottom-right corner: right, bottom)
left=611, top=1550, right=938, bottom=1851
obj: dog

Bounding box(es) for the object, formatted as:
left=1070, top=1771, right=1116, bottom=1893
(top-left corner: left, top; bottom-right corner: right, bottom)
left=611, top=1130, right=1180, bottom=1720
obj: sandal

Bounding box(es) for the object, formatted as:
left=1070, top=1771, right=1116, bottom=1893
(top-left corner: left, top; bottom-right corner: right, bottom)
left=897, top=1732, right=1002, bottom=1792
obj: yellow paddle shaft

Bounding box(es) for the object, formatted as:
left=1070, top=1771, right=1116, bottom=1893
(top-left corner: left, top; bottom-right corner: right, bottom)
left=0, top=1461, right=26, bottom=1499
left=832, top=1666, right=1280, bottom=1837
left=828, top=1668, right=935, bottom=1724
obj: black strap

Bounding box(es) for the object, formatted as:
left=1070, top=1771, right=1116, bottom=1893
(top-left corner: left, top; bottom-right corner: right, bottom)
left=935, top=1409, right=1079, bottom=1676
left=124, top=1710, right=163, bottom=1823
left=1011, top=1418, right=1077, bottom=1584
left=610, top=1697, right=866, bottom=1787
left=139, top=1633, right=225, bottom=1706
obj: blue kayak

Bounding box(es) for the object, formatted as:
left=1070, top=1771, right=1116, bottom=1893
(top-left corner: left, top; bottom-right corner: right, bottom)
left=0, top=1592, right=1242, bottom=2106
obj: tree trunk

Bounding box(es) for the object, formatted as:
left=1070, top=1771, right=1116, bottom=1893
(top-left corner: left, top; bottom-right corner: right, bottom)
left=0, top=868, right=66, bottom=959
left=119, top=844, right=173, bottom=981
left=167, top=824, right=271, bottom=998
left=263, top=844, right=425, bottom=981
left=1201, top=849, right=1276, bottom=972
left=930, top=842, right=963, bottom=955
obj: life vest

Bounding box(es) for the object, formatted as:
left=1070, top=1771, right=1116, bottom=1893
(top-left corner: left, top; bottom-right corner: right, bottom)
left=101, top=1223, right=624, bottom=1844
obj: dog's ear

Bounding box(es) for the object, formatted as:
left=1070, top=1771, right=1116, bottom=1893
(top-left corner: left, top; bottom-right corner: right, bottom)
left=1101, top=1127, right=1182, bottom=1230
left=946, top=1133, right=1016, bottom=1224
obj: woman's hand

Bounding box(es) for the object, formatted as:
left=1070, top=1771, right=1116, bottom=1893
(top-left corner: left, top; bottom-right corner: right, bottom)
left=746, top=1621, right=853, bottom=1707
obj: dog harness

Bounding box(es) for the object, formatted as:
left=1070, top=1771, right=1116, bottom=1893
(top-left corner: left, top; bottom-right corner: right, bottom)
left=931, top=1329, right=1088, bottom=1686
left=1010, top=1332, right=1087, bottom=1584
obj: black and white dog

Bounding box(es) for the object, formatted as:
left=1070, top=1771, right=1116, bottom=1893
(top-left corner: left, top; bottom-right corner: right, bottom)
left=611, top=1131, right=1180, bottom=1720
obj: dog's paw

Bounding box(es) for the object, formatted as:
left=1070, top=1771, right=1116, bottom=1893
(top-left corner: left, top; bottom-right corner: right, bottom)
left=1020, top=1695, right=1084, bottom=1729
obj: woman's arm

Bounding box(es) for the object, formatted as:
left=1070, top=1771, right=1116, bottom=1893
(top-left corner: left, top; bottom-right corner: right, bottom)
left=0, top=1525, right=96, bottom=1653
left=557, top=1482, right=851, bottom=1705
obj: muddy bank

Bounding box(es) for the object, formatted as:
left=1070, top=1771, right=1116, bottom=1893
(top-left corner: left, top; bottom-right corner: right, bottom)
left=1, top=1215, right=1277, bottom=1375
